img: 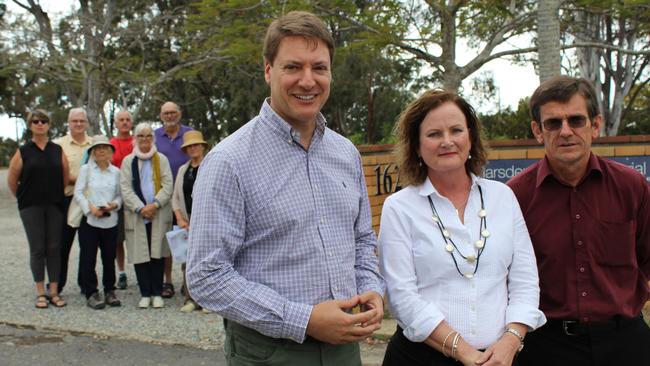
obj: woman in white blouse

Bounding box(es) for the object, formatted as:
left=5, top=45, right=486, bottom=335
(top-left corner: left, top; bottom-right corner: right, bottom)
left=74, top=135, right=122, bottom=309
left=379, top=90, right=545, bottom=366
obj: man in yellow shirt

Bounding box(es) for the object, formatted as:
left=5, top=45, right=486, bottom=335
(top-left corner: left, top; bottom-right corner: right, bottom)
left=53, top=107, right=93, bottom=294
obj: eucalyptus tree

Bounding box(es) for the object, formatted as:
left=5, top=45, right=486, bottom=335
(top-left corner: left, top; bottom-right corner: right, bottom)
left=564, top=0, right=650, bottom=136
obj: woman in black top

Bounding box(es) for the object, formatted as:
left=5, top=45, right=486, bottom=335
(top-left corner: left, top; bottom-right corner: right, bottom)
left=171, top=131, right=208, bottom=313
left=7, top=109, right=70, bottom=309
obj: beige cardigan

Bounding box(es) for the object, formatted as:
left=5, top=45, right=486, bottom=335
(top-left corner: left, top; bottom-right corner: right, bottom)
left=171, top=161, right=192, bottom=223
left=120, top=153, right=173, bottom=264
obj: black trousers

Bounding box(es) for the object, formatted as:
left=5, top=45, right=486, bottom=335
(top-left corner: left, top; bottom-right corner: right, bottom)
left=78, top=218, right=117, bottom=298
left=133, top=223, right=164, bottom=297
left=383, top=326, right=462, bottom=366
left=383, top=326, right=520, bottom=366
left=58, top=195, right=80, bottom=293
left=518, top=316, right=650, bottom=366
left=19, top=205, right=62, bottom=283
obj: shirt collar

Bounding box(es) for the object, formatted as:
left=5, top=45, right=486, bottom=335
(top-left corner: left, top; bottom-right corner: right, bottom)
left=68, top=133, right=92, bottom=146
left=417, top=173, right=480, bottom=197
left=259, top=98, right=327, bottom=145
left=535, top=152, right=602, bottom=187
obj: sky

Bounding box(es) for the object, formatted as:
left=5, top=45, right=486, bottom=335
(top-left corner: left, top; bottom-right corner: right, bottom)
left=0, top=1, right=541, bottom=140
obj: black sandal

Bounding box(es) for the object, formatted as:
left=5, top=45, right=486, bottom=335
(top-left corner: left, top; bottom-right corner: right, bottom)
left=35, top=295, right=49, bottom=309
left=161, top=283, right=175, bottom=298
left=49, top=295, right=66, bottom=308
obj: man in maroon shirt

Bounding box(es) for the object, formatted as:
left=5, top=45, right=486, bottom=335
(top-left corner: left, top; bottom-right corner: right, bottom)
left=508, top=76, right=650, bottom=365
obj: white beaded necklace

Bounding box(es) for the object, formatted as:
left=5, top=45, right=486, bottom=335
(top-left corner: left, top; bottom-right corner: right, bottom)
left=427, top=184, right=489, bottom=279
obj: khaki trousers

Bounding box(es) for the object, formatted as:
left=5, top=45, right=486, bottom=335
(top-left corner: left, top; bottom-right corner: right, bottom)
left=224, top=319, right=361, bottom=366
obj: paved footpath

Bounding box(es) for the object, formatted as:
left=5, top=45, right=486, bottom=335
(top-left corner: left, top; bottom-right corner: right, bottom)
left=0, top=169, right=389, bottom=365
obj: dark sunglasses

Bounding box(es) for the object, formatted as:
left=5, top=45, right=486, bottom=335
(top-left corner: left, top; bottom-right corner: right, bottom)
left=541, top=115, right=588, bottom=131
left=31, top=119, right=49, bottom=125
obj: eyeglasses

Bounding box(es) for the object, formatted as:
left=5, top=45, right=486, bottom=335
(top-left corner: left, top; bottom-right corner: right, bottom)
left=31, top=119, right=49, bottom=125
left=541, top=115, right=588, bottom=131
left=136, top=134, right=153, bottom=140
left=162, top=111, right=178, bottom=116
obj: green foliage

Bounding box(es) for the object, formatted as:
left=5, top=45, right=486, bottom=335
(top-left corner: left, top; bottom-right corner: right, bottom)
left=0, top=137, right=18, bottom=167
left=619, top=83, right=650, bottom=135
left=480, top=98, right=534, bottom=140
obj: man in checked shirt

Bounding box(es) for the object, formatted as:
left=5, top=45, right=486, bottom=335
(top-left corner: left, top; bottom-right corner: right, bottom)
left=186, top=11, right=386, bottom=366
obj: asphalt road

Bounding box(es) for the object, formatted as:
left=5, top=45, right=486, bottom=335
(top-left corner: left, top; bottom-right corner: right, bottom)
left=0, top=323, right=225, bottom=366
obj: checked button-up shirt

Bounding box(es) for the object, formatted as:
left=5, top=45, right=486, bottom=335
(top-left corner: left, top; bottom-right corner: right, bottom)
left=186, top=100, right=385, bottom=343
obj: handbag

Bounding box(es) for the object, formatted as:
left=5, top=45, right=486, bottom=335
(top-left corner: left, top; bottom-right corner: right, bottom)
left=66, top=196, right=84, bottom=228
left=67, top=162, right=91, bottom=228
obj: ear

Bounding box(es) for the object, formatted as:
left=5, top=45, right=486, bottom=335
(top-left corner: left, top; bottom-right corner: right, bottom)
left=264, top=59, right=272, bottom=85
left=591, top=115, right=602, bottom=139
left=531, top=121, right=544, bottom=144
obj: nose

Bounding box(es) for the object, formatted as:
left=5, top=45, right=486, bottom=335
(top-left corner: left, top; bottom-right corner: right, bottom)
left=298, top=68, right=316, bottom=89
left=559, top=119, right=574, bottom=137
left=440, top=132, right=454, bottom=147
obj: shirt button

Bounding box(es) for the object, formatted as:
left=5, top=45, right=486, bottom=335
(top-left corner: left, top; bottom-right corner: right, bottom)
left=575, top=214, right=581, bottom=219
left=577, top=241, right=583, bottom=246
left=583, top=317, right=589, bottom=322
left=581, top=291, right=588, bottom=297
left=320, top=218, right=325, bottom=224
left=470, top=305, right=475, bottom=311
left=579, top=267, right=585, bottom=273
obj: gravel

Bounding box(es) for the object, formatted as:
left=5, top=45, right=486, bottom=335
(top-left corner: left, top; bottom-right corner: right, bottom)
left=0, top=169, right=224, bottom=350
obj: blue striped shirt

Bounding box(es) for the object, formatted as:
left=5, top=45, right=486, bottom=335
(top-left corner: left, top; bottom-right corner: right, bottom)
left=186, top=100, right=385, bottom=343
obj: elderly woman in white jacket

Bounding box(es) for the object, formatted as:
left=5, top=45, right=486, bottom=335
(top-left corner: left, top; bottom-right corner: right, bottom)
left=120, top=122, right=173, bottom=309
left=75, top=135, right=122, bottom=310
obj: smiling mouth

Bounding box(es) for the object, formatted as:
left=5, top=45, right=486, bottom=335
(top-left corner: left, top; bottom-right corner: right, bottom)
left=294, top=94, right=316, bottom=101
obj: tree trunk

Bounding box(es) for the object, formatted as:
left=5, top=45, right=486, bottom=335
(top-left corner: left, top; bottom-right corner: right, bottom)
left=537, top=0, right=561, bottom=82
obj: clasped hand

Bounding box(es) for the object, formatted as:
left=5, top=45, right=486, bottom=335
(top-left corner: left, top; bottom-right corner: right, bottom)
left=306, top=291, right=384, bottom=345
left=89, top=203, right=117, bottom=218
left=140, top=203, right=158, bottom=220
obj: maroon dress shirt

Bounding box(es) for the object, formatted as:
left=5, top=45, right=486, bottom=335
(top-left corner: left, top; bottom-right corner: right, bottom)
left=508, top=153, right=650, bottom=322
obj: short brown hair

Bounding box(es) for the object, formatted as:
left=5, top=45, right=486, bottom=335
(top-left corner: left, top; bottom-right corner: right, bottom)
left=263, top=11, right=335, bottom=65
left=530, top=76, right=600, bottom=123
left=394, top=90, right=488, bottom=186
left=26, top=109, right=50, bottom=125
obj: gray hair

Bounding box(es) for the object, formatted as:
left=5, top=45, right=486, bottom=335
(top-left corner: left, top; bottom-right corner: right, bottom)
left=114, top=109, right=132, bottom=121
left=133, top=122, right=155, bottom=145
left=68, top=107, right=88, bottom=121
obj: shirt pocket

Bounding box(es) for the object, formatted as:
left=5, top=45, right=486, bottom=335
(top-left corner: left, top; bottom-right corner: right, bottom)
left=593, top=219, right=636, bottom=267
left=340, top=179, right=361, bottom=220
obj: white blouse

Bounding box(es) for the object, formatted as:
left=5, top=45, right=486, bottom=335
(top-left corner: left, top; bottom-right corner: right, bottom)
left=74, top=161, right=122, bottom=229
left=378, top=175, right=546, bottom=350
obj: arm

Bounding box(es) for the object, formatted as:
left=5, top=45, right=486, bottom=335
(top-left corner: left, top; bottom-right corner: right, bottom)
left=352, top=153, right=385, bottom=323
left=477, top=190, right=546, bottom=366
left=171, top=164, right=189, bottom=229
left=107, top=168, right=122, bottom=211
left=73, top=164, right=93, bottom=216
left=62, top=151, right=70, bottom=189
left=119, top=156, right=145, bottom=212
left=7, top=149, right=22, bottom=197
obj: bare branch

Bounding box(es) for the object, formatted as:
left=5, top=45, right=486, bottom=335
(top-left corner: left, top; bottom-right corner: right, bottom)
left=564, top=42, right=650, bottom=56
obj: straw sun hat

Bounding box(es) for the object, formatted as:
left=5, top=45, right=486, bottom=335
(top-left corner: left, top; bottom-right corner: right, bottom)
left=181, top=131, right=208, bottom=151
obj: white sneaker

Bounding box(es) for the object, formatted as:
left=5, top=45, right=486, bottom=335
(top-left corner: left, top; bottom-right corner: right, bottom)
left=138, top=297, right=151, bottom=309
left=180, top=301, right=196, bottom=313
left=152, top=296, right=164, bottom=308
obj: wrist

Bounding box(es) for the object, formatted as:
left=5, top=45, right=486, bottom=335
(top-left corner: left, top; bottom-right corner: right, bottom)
left=503, top=327, right=524, bottom=353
